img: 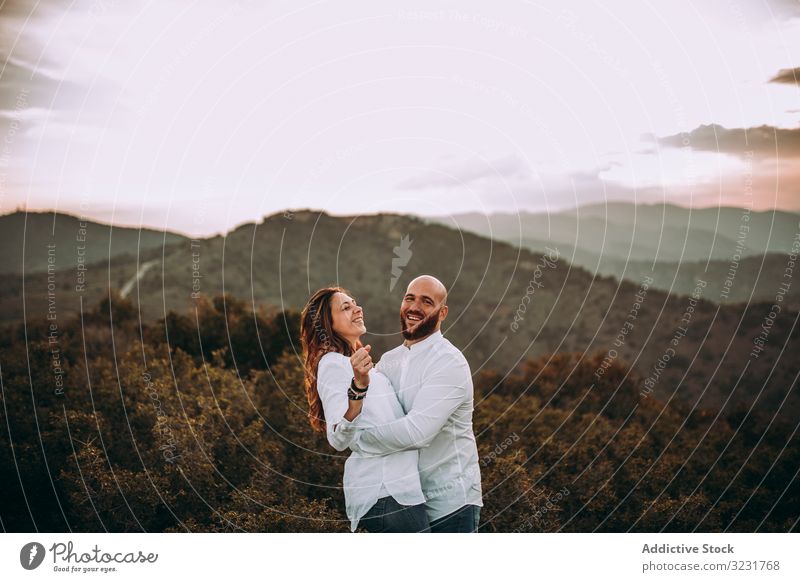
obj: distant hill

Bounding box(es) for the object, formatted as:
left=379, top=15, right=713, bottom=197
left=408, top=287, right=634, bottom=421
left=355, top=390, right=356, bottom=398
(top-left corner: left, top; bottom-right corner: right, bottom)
left=0, top=211, right=188, bottom=275
left=3, top=209, right=797, bottom=420
left=434, top=202, right=799, bottom=262
left=431, top=203, right=800, bottom=306
left=521, top=241, right=800, bottom=310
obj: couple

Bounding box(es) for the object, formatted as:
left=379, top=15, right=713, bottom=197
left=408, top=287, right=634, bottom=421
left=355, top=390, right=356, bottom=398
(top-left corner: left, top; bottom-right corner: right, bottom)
left=300, top=275, right=483, bottom=533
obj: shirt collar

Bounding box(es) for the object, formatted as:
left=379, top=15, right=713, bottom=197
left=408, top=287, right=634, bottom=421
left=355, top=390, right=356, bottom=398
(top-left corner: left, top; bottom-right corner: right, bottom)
left=404, top=329, right=443, bottom=352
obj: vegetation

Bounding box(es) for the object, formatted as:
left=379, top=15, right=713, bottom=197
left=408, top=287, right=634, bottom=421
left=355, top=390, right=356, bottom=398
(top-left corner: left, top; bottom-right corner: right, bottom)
left=4, top=210, right=799, bottom=421
left=1, top=292, right=796, bottom=532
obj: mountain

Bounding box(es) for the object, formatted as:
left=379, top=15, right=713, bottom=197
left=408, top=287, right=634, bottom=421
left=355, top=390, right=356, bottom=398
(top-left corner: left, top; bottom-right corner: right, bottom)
left=3, top=209, right=797, bottom=420
left=521, top=242, right=800, bottom=310
left=576, top=202, right=799, bottom=254
left=0, top=210, right=188, bottom=275
left=435, top=203, right=799, bottom=261
left=431, top=203, right=800, bottom=305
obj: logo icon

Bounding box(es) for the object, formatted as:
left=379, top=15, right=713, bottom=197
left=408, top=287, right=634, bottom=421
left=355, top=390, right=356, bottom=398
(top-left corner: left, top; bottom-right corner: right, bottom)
left=20, top=542, right=46, bottom=570
left=390, top=234, right=413, bottom=292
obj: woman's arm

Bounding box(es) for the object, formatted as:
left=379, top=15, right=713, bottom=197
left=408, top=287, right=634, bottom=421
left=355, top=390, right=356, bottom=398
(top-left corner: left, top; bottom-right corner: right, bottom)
left=342, top=345, right=371, bottom=422
left=341, top=397, right=363, bottom=422
left=317, top=354, right=365, bottom=451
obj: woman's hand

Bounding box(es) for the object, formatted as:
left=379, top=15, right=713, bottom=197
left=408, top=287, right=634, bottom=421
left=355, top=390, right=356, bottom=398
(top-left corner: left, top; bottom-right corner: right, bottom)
left=350, top=345, right=372, bottom=389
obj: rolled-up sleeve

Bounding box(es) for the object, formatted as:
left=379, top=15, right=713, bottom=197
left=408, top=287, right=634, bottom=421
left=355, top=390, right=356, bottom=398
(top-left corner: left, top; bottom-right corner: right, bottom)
left=351, top=355, right=468, bottom=455
left=316, top=354, right=361, bottom=451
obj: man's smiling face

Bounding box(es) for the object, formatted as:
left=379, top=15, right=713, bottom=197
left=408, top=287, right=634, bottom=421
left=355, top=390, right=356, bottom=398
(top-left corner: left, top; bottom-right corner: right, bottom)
left=400, top=276, right=449, bottom=343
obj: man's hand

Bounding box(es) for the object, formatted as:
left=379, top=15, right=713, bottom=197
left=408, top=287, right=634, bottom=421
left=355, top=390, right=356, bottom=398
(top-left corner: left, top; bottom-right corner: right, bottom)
left=350, top=345, right=372, bottom=389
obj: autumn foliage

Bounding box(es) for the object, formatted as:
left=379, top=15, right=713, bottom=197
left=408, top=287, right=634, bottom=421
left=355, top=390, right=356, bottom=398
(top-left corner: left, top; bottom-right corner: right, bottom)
left=0, top=292, right=796, bottom=532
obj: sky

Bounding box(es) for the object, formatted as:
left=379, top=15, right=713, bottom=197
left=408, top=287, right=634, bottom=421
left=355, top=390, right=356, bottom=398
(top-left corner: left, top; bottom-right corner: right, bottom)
left=0, top=0, right=799, bottom=237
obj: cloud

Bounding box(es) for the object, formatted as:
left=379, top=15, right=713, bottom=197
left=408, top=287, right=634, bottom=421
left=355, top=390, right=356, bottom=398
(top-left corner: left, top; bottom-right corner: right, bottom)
left=766, top=0, right=800, bottom=19
left=397, top=154, right=532, bottom=190
left=0, top=56, right=87, bottom=112
left=769, top=67, right=800, bottom=85
left=0, top=0, right=63, bottom=56
left=397, top=153, right=667, bottom=213
left=655, top=124, right=800, bottom=158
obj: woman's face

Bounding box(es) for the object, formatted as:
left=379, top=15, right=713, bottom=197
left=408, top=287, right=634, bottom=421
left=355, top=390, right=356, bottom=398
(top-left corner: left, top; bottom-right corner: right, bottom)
left=330, top=292, right=366, bottom=347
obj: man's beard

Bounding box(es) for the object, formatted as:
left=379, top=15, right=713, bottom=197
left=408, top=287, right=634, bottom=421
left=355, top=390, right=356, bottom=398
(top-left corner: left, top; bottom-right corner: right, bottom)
left=400, top=307, right=441, bottom=341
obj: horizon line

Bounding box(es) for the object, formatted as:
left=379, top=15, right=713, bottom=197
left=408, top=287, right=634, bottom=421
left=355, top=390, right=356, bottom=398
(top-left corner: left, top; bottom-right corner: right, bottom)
left=2, top=200, right=798, bottom=240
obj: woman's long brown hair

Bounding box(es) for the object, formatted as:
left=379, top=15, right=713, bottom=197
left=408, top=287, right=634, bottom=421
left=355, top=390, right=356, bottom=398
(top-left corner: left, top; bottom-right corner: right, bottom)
left=300, top=286, right=359, bottom=432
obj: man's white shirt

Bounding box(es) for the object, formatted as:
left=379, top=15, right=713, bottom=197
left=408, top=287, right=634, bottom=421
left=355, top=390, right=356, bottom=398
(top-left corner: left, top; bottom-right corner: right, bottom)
left=347, top=330, right=483, bottom=521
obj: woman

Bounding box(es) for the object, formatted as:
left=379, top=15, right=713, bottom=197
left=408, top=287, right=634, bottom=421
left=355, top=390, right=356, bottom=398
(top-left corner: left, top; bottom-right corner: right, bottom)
left=300, top=286, right=429, bottom=532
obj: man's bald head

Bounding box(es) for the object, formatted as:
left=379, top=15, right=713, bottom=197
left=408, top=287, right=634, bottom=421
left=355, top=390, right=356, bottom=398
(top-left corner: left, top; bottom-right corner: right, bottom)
left=400, top=275, right=449, bottom=344
left=407, top=275, right=448, bottom=306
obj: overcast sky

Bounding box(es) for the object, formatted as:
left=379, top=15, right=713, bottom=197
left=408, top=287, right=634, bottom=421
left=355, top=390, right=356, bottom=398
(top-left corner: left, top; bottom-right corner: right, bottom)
left=1, top=0, right=799, bottom=236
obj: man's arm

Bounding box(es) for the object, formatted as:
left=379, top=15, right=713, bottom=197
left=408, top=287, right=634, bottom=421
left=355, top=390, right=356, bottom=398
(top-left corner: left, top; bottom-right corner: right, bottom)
left=351, top=355, right=470, bottom=455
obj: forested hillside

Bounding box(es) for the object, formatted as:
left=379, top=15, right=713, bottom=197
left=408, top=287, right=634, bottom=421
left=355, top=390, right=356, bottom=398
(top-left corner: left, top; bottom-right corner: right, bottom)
left=0, top=294, right=796, bottom=532
left=5, top=210, right=798, bottom=418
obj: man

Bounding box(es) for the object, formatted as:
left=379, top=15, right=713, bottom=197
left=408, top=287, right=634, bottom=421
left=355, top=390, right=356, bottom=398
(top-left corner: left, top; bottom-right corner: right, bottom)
left=349, top=275, right=483, bottom=532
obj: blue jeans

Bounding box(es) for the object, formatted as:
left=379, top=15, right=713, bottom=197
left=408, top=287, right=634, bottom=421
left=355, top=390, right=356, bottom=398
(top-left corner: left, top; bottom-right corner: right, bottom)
left=360, top=496, right=431, bottom=533
left=429, top=504, right=481, bottom=533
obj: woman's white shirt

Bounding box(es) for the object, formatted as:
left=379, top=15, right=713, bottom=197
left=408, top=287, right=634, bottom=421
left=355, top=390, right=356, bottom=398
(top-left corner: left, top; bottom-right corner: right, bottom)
left=316, top=352, right=425, bottom=531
